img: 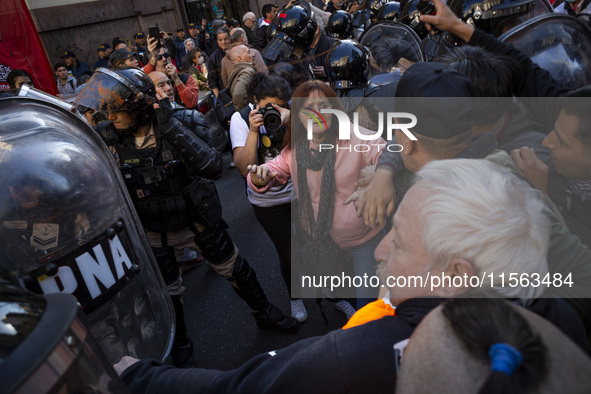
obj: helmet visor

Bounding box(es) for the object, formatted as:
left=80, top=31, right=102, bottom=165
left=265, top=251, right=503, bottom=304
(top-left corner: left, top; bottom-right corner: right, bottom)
left=74, top=68, right=134, bottom=116
left=261, top=34, right=295, bottom=63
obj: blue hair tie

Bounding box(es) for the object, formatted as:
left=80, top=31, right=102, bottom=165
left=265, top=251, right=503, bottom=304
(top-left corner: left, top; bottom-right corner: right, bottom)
left=489, top=343, right=523, bottom=376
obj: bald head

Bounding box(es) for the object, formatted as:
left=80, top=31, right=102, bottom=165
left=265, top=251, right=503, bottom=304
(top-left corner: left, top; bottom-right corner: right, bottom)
left=228, top=44, right=252, bottom=64
left=230, top=27, right=248, bottom=44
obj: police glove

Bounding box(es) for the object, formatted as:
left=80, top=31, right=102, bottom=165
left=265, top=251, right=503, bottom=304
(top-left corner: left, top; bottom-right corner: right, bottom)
left=155, top=96, right=175, bottom=128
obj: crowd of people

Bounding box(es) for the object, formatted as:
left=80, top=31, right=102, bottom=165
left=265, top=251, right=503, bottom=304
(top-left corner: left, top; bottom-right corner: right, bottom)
left=2, top=0, right=591, bottom=391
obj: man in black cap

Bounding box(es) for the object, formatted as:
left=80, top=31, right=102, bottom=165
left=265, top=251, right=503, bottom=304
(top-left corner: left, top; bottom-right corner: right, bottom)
left=188, top=23, right=199, bottom=41
left=112, top=37, right=127, bottom=51
left=174, top=27, right=186, bottom=65
left=94, top=43, right=112, bottom=70
left=134, top=32, right=150, bottom=66
left=61, top=50, right=91, bottom=80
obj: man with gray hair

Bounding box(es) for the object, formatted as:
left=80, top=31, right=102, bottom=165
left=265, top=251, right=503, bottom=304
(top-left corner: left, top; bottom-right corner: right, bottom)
left=180, top=38, right=196, bottom=71
left=115, top=159, right=588, bottom=392
left=221, top=27, right=267, bottom=87
left=242, top=11, right=258, bottom=45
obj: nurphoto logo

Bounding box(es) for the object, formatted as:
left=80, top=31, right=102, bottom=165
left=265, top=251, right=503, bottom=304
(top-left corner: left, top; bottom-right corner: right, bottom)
left=305, top=107, right=418, bottom=152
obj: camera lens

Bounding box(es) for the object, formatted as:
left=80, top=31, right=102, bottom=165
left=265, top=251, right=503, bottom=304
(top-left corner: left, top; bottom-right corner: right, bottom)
left=263, top=110, right=282, bottom=131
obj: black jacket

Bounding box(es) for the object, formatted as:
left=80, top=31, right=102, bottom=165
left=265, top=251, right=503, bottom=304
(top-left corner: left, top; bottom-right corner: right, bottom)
left=120, top=297, right=587, bottom=394
left=207, top=48, right=226, bottom=91
left=255, top=24, right=270, bottom=51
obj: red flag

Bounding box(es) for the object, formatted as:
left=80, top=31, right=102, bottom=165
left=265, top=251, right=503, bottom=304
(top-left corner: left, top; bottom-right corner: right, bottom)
left=0, top=0, right=58, bottom=95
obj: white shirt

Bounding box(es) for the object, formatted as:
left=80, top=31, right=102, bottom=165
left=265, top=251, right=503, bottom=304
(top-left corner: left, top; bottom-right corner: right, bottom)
left=230, top=105, right=294, bottom=207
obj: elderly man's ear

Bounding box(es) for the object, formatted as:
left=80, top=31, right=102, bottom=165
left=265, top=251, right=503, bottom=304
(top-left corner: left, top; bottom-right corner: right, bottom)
left=435, top=259, right=476, bottom=298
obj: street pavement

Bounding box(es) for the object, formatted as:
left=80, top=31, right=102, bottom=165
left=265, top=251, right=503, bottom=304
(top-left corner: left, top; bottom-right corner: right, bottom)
left=182, top=152, right=350, bottom=370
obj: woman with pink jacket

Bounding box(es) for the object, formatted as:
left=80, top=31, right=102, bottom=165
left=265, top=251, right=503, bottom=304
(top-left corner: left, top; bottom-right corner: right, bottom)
left=247, top=81, right=386, bottom=312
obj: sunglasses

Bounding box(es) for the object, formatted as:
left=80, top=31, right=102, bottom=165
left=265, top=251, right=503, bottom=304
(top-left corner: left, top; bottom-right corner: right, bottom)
left=157, top=52, right=171, bottom=61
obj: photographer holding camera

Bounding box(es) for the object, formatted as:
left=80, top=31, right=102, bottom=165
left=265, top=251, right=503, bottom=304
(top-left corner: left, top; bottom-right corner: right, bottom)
left=229, top=73, right=309, bottom=322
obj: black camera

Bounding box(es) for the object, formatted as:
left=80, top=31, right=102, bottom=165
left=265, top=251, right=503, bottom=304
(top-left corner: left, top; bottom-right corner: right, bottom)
left=258, top=103, right=285, bottom=149
left=258, top=103, right=282, bottom=131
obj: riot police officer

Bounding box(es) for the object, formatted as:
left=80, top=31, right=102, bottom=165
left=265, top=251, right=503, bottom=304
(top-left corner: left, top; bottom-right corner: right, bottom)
left=326, top=10, right=356, bottom=39
left=74, top=68, right=299, bottom=364
left=261, top=2, right=319, bottom=82
left=324, top=40, right=382, bottom=128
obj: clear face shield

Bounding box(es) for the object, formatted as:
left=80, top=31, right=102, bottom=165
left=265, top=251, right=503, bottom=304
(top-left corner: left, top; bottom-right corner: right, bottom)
left=261, top=32, right=296, bottom=64
left=500, top=14, right=591, bottom=90
left=74, top=68, right=136, bottom=117
left=360, top=22, right=424, bottom=78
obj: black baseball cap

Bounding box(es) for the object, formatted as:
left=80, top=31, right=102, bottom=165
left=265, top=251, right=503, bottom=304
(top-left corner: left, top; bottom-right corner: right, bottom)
left=112, top=37, right=126, bottom=47
left=188, top=23, right=197, bottom=29
left=61, top=50, right=76, bottom=58
left=97, top=43, right=111, bottom=52
left=395, top=62, right=475, bottom=139
left=177, top=27, right=184, bottom=32
left=134, top=31, right=146, bottom=39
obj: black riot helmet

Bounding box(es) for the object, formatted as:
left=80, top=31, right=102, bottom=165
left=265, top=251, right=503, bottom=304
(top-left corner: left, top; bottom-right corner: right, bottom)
left=325, top=39, right=370, bottom=89
left=367, top=0, right=388, bottom=17
left=326, top=10, right=355, bottom=39
left=276, top=4, right=318, bottom=48
left=447, top=0, right=536, bottom=37
left=377, top=1, right=402, bottom=21
left=74, top=67, right=157, bottom=128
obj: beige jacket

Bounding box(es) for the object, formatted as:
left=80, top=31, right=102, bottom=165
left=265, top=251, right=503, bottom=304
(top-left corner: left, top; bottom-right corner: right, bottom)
left=228, top=62, right=256, bottom=111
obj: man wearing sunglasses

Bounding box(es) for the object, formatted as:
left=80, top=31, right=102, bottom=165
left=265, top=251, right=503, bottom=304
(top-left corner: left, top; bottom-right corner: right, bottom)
left=143, top=36, right=199, bottom=109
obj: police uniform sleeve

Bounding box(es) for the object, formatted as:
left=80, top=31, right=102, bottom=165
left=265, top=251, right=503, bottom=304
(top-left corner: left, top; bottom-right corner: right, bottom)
left=172, top=108, right=228, bottom=152
left=158, top=115, right=223, bottom=180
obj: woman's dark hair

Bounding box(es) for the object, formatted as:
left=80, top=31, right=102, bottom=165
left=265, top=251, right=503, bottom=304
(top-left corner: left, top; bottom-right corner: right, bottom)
left=442, top=298, right=547, bottom=394
left=247, top=72, right=292, bottom=104
left=284, top=80, right=344, bottom=150
left=7, top=69, right=33, bottom=89
left=437, top=45, right=519, bottom=125
left=268, top=61, right=311, bottom=91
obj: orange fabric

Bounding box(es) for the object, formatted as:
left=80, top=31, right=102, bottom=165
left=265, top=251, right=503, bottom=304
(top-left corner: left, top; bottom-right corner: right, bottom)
left=343, top=299, right=396, bottom=330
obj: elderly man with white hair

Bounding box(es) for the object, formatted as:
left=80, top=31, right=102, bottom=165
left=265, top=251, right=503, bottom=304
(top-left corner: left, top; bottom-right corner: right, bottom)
left=114, top=159, right=588, bottom=393
left=179, top=38, right=196, bottom=71
left=242, top=11, right=258, bottom=45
